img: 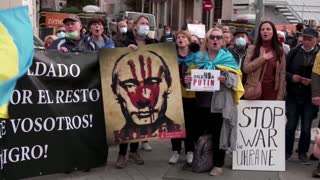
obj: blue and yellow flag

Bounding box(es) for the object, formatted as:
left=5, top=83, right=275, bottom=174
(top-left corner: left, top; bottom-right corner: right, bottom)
left=0, top=6, right=34, bottom=118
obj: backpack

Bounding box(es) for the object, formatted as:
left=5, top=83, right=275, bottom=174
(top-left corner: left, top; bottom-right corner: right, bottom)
left=192, top=134, right=214, bottom=173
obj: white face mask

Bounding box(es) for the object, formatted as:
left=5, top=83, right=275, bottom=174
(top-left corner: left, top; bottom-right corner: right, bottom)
left=56, top=32, right=65, bottom=38
left=235, top=37, right=247, bottom=47
left=120, top=27, right=127, bottom=34
left=302, top=45, right=315, bottom=52
left=137, top=25, right=149, bottom=37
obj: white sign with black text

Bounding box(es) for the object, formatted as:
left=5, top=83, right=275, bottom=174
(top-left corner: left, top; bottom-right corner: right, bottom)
left=189, top=69, right=220, bottom=92
left=232, top=100, right=286, bottom=171
left=187, top=24, right=206, bottom=38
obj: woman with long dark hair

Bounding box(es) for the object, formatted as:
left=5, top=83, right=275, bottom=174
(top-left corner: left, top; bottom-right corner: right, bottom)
left=243, top=21, right=286, bottom=100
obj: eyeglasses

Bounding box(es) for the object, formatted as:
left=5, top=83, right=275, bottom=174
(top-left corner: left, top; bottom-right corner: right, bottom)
left=209, top=35, right=223, bottom=40
left=56, top=30, right=65, bottom=33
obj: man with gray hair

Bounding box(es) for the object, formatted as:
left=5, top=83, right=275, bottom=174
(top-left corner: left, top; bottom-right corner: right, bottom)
left=49, top=15, right=97, bottom=52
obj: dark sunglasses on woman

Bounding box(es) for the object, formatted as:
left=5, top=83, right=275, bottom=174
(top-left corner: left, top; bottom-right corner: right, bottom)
left=209, top=35, right=223, bottom=40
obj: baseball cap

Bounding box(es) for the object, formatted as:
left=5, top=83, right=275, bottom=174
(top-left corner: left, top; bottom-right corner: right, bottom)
left=303, top=28, right=319, bottom=38
left=63, top=15, right=81, bottom=24
left=233, top=29, right=248, bottom=37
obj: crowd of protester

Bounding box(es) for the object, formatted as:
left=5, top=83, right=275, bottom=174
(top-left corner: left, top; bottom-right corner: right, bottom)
left=44, top=14, right=320, bottom=178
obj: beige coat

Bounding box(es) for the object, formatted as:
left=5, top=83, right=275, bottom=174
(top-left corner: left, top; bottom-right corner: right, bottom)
left=243, top=45, right=286, bottom=100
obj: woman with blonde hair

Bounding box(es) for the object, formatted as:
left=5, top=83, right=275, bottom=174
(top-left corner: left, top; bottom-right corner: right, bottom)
left=185, top=28, right=243, bottom=176
left=168, top=30, right=198, bottom=165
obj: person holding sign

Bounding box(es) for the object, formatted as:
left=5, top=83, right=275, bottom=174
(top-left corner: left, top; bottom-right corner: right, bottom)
left=168, top=30, right=198, bottom=165
left=242, top=21, right=286, bottom=100
left=185, top=28, right=243, bottom=176
left=49, top=15, right=97, bottom=52
left=114, top=15, right=158, bottom=169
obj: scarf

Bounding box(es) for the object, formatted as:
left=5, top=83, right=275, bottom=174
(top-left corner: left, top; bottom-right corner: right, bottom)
left=178, top=52, right=196, bottom=67
left=193, top=49, right=239, bottom=70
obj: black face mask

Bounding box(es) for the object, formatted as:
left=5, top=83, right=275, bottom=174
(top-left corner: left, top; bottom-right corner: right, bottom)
left=189, top=43, right=200, bottom=52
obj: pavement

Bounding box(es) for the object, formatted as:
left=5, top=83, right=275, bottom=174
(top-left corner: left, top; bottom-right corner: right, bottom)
left=23, top=139, right=318, bottom=180
left=24, top=113, right=320, bottom=180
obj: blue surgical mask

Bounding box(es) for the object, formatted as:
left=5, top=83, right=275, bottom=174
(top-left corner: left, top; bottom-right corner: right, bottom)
left=235, top=37, right=247, bottom=47
left=302, top=45, right=314, bottom=52
left=137, top=25, right=149, bottom=37
left=120, top=27, right=127, bottom=34
left=165, top=31, right=170, bottom=35
left=56, top=32, right=65, bottom=38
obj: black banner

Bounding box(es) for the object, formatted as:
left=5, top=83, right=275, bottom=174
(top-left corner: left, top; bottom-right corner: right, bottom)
left=0, top=49, right=107, bottom=179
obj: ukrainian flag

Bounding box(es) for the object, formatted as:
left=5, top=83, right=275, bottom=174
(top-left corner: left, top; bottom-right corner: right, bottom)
left=0, top=6, right=34, bottom=119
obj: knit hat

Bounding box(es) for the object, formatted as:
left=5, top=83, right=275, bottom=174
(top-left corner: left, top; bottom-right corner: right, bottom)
left=303, top=28, right=319, bottom=38
left=233, top=29, right=248, bottom=37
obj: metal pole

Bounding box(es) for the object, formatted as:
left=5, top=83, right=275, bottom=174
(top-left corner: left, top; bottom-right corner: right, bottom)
left=207, top=11, right=210, bottom=31
left=302, top=3, right=305, bottom=23
left=106, top=0, right=109, bottom=16
left=149, top=0, right=152, bottom=13
left=254, top=0, right=264, bottom=43
left=142, top=0, right=145, bottom=13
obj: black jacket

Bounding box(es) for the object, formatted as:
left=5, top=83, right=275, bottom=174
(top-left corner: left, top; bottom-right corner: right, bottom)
left=228, top=46, right=248, bottom=83
left=286, top=45, right=319, bottom=97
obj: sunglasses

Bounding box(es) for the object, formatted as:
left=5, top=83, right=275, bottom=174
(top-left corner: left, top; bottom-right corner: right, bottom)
left=56, top=30, right=65, bottom=33
left=209, top=35, right=223, bottom=40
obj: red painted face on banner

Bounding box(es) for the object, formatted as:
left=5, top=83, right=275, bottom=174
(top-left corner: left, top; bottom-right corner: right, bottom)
left=113, top=51, right=171, bottom=126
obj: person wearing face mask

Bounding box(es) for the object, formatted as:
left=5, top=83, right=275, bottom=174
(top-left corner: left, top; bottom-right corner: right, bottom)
left=228, top=29, right=250, bottom=84
left=285, top=28, right=320, bottom=165
left=189, top=35, right=201, bottom=52
left=277, top=31, right=290, bottom=55
left=113, top=20, right=128, bottom=47
left=55, top=25, right=66, bottom=39
left=228, top=29, right=249, bottom=68
left=115, top=15, right=158, bottom=169
left=49, top=15, right=97, bottom=52
left=160, top=25, right=175, bottom=42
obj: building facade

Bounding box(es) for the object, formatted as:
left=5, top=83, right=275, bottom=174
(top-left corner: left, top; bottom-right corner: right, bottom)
left=151, top=0, right=223, bottom=35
